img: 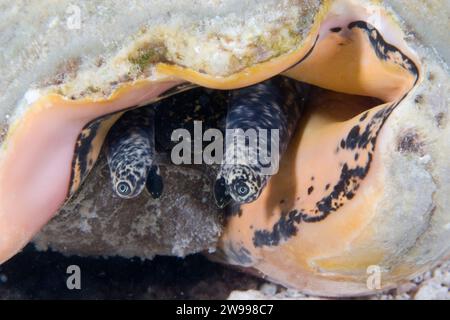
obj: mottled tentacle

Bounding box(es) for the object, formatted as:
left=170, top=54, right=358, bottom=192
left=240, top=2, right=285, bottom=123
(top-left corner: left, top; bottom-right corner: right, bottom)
left=105, top=106, right=163, bottom=199
left=215, top=76, right=308, bottom=207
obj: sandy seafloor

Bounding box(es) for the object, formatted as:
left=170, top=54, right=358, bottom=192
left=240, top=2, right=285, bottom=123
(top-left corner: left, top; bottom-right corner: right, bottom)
left=0, top=245, right=448, bottom=300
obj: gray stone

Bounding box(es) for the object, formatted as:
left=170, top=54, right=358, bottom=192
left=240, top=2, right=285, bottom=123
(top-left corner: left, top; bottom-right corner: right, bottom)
left=33, top=153, right=224, bottom=259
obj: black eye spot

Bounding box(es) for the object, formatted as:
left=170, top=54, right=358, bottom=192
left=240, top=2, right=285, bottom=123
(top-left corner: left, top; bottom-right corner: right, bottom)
left=117, top=182, right=132, bottom=196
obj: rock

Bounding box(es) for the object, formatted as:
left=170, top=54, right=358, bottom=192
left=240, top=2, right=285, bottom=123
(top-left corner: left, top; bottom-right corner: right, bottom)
left=228, top=286, right=318, bottom=300
left=414, top=261, right=450, bottom=300
left=33, top=153, right=224, bottom=259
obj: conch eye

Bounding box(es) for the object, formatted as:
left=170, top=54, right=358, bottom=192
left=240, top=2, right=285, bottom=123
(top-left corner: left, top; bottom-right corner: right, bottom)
left=116, top=181, right=132, bottom=196
left=233, top=180, right=250, bottom=198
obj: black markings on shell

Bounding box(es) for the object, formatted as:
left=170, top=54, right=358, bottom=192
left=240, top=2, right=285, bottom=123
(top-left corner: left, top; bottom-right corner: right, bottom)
left=253, top=210, right=302, bottom=247
left=68, top=114, right=118, bottom=198
left=359, top=112, right=369, bottom=122
left=70, top=121, right=101, bottom=193
left=348, top=21, right=420, bottom=80
left=252, top=102, right=406, bottom=248
left=223, top=241, right=254, bottom=266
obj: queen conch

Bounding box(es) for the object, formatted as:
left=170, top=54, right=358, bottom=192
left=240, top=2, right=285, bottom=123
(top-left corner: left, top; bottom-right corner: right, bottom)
left=0, top=0, right=449, bottom=297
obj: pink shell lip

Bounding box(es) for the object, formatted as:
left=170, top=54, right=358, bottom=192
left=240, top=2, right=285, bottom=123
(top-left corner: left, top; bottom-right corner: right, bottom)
left=0, top=80, right=180, bottom=264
